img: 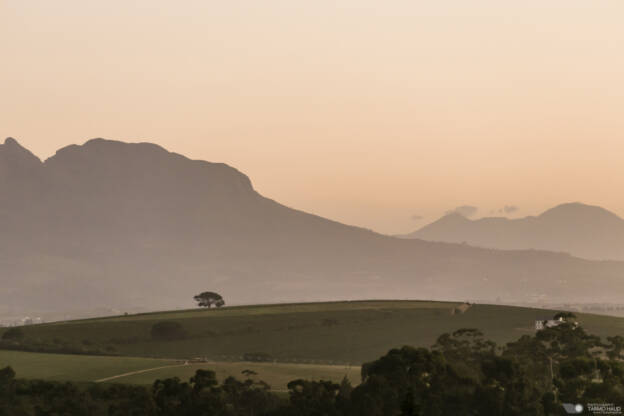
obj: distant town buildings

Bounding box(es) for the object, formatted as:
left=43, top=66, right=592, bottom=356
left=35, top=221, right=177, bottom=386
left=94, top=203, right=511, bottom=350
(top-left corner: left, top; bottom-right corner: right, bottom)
left=535, top=316, right=579, bottom=331
left=535, top=318, right=564, bottom=331
left=0, top=316, right=43, bottom=327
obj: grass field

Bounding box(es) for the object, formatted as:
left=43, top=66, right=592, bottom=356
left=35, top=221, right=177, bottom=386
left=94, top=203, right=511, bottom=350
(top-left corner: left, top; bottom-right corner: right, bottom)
left=0, top=350, right=359, bottom=391
left=2, top=300, right=624, bottom=375
left=108, top=361, right=359, bottom=391
left=0, top=350, right=171, bottom=382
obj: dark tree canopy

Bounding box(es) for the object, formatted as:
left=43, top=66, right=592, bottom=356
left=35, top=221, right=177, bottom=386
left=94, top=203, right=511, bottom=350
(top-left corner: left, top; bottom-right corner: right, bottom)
left=6, top=319, right=624, bottom=415
left=553, top=311, right=577, bottom=321
left=194, top=291, right=225, bottom=308
left=1, top=327, right=24, bottom=341
left=150, top=321, right=187, bottom=341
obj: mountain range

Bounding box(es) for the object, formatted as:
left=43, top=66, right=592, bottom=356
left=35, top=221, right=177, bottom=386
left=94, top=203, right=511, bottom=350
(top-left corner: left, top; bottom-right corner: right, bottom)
left=400, top=203, right=624, bottom=261
left=2, top=137, right=624, bottom=317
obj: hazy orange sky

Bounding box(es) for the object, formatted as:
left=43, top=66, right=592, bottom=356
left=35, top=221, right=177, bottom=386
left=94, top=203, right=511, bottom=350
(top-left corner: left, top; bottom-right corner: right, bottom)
left=2, top=1, right=623, bottom=234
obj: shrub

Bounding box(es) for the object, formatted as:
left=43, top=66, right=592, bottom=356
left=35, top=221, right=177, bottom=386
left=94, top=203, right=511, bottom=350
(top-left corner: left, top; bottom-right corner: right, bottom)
left=150, top=321, right=187, bottom=341
left=1, top=327, right=24, bottom=341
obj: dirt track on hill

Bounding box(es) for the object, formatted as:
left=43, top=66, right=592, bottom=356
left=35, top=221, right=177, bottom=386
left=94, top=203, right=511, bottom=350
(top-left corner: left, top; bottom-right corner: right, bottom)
left=95, top=362, right=188, bottom=382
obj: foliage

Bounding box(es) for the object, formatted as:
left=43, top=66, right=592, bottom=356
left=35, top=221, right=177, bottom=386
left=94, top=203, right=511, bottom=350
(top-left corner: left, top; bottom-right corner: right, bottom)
left=194, top=291, right=225, bottom=308
left=553, top=312, right=577, bottom=322
left=150, top=321, right=187, bottom=341
left=4, top=322, right=624, bottom=415
left=1, top=327, right=24, bottom=341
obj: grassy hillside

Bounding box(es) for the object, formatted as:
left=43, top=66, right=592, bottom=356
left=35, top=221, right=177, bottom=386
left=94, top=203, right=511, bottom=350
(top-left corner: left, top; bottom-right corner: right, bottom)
left=0, top=350, right=358, bottom=391
left=4, top=300, right=624, bottom=365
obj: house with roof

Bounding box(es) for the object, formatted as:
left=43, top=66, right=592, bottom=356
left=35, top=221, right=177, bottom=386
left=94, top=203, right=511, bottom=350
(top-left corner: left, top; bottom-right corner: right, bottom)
left=535, top=317, right=564, bottom=331
left=535, top=316, right=578, bottom=331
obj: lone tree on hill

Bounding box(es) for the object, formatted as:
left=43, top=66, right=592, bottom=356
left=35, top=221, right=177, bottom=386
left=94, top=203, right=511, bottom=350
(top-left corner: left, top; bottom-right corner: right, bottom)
left=553, top=311, right=577, bottom=322
left=194, top=291, right=225, bottom=308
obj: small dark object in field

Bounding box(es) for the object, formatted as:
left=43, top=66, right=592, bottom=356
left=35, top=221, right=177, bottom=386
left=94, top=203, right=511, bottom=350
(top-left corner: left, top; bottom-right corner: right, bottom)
left=242, top=369, right=258, bottom=378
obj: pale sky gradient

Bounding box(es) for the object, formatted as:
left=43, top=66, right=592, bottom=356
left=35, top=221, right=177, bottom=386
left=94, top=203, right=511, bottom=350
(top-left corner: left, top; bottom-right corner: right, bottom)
left=2, top=0, right=623, bottom=234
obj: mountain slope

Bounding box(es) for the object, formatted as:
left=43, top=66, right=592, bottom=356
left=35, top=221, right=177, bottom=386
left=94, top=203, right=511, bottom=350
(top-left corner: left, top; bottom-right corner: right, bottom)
left=2, top=138, right=624, bottom=317
left=401, top=203, right=624, bottom=261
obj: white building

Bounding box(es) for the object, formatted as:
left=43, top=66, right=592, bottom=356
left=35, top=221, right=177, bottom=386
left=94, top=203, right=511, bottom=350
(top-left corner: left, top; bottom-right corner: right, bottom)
left=535, top=317, right=565, bottom=331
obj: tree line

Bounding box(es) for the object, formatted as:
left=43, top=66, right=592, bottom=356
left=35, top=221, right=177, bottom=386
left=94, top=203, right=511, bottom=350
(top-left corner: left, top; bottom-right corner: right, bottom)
left=2, top=316, right=624, bottom=415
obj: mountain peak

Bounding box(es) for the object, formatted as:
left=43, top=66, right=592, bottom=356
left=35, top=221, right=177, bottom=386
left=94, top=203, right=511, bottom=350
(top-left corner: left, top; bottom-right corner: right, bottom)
left=2, top=137, right=32, bottom=152
left=83, top=137, right=167, bottom=152
left=403, top=202, right=624, bottom=261
left=437, top=212, right=472, bottom=224
left=0, top=137, right=42, bottom=169
left=4, top=137, right=19, bottom=146
left=47, top=138, right=168, bottom=161
left=41, top=137, right=256, bottom=198
left=398, top=212, right=472, bottom=240
left=539, top=202, right=622, bottom=221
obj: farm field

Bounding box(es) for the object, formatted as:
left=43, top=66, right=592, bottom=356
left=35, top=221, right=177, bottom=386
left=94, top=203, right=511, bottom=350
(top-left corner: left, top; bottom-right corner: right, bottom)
left=108, top=361, right=360, bottom=391
left=0, top=350, right=171, bottom=383
left=0, top=350, right=360, bottom=391
left=3, top=300, right=624, bottom=365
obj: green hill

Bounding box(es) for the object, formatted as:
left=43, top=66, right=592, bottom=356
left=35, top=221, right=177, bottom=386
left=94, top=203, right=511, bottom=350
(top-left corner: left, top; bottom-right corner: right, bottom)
left=4, top=300, right=624, bottom=365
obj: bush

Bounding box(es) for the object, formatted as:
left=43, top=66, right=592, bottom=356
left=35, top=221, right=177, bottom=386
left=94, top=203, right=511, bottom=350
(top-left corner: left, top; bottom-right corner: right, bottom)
left=1, top=327, right=24, bottom=341
left=150, top=321, right=187, bottom=341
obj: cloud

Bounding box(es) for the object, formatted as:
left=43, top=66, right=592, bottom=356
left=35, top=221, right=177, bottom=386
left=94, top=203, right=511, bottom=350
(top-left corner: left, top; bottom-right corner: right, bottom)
left=498, top=205, right=518, bottom=214
left=446, top=205, right=478, bottom=218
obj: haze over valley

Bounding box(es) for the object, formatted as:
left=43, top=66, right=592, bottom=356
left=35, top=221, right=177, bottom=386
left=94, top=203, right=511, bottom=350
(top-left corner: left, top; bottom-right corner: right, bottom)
left=2, top=137, right=624, bottom=321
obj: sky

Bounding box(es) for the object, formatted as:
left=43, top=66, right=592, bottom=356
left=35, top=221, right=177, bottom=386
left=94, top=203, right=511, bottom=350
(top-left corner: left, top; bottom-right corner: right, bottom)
left=1, top=0, right=623, bottom=234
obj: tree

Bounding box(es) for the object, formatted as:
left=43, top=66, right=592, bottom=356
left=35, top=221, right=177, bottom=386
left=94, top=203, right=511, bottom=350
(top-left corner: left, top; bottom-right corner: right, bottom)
left=553, top=311, right=577, bottom=322
left=0, top=366, right=17, bottom=406
left=193, top=292, right=225, bottom=308
left=190, top=369, right=218, bottom=392
left=242, top=369, right=258, bottom=379
left=606, top=335, right=624, bottom=360
left=286, top=379, right=344, bottom=416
